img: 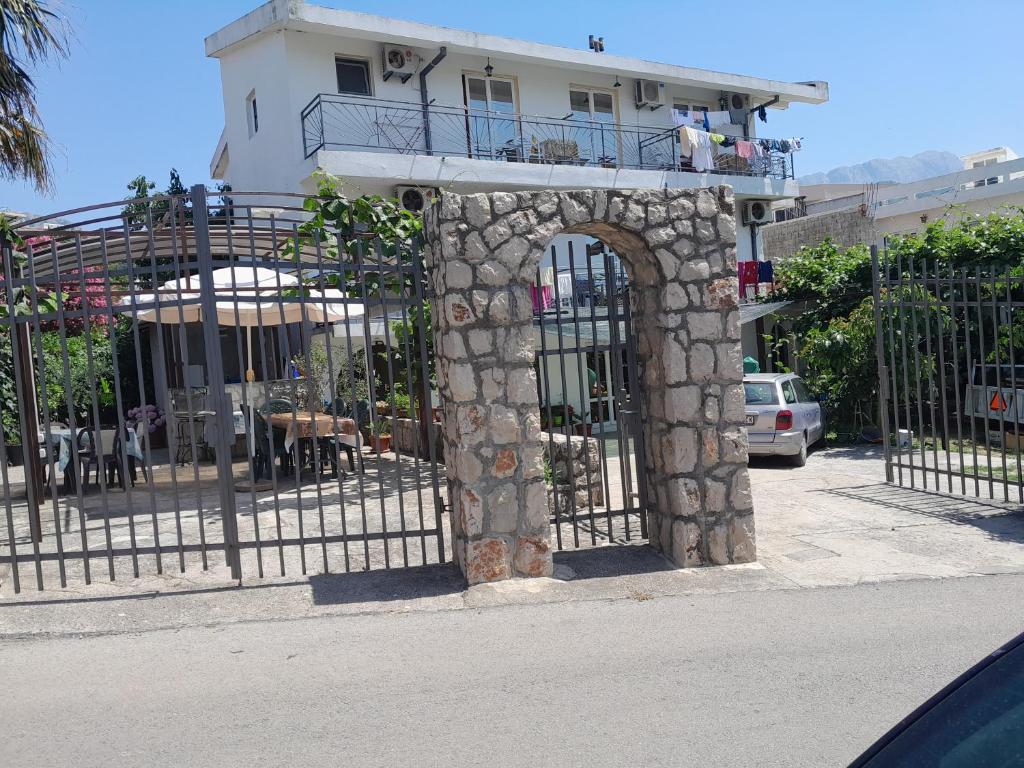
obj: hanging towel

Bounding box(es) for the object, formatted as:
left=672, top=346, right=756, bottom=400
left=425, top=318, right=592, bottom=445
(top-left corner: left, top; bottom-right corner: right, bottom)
left=678, top=126, right=694, bottom=158
left=683, top=127, right=714, bottom=172
left=757, top=260, right=774, bottom=285
left=735, top=140, right=754, bottom=160
left=707, top=110, right=732, bottom=127
left=738, top=261, right=760, bottom=299
left=709, top=133, right=725, bottom=145
left=702, top=111, right=711, bottom=131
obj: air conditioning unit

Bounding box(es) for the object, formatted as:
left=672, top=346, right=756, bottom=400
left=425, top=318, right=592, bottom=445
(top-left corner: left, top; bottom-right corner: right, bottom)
left=723, top=92, right=748, bottom=111
left=395, top=185, right=435, bottom=213
left=634, top=79, right=666, bottom=110
left=382, top=45, right=418, bottom=83
left=742, top=199, right=773, bottom=226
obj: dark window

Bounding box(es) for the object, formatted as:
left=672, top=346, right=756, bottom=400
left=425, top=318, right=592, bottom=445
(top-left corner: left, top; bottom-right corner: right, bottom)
left=336, top=58, right=371, bottom=95
left=744, top=382, right=778, bottom=406
left=793, top=379, right=812, bottom=402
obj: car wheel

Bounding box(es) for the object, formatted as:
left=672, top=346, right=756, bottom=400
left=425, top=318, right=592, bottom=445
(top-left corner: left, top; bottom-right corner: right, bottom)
left=790, top=436, right=807, bottom=467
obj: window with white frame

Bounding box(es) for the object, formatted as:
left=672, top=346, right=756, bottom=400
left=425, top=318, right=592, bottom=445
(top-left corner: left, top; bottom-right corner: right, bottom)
left=336, top=57, right=372, bottom=95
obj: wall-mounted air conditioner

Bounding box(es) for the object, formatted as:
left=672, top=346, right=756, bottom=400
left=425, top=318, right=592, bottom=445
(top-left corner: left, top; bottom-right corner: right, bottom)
left=395, top=185, right=436, bottom=213
left=742, top=199, right=773, bottom=226
left=634, top=79, right=666, bottom=110
left=723, top=92, right=749, bottom=123
left=382, top=46, right=418, bottom=83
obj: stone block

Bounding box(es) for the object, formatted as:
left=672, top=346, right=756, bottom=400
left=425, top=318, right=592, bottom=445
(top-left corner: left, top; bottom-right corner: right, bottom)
left=671, top=520, right=704, bottom=567
left=707, top=524, right=729, bottom=564
left=486, top=483, right=518, bottom=533
left=730, top=514, right=756, bottom=562
left=514, top=535, right=553, bottom=577
left=465, top=537, right=513, bottom=585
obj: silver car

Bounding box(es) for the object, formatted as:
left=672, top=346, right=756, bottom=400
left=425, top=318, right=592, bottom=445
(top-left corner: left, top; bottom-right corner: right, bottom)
left=744, top=373, right=826, bottom=466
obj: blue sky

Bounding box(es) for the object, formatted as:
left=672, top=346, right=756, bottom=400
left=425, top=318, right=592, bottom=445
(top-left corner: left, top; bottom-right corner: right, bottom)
left=4, top=0, right=1022, bottom=215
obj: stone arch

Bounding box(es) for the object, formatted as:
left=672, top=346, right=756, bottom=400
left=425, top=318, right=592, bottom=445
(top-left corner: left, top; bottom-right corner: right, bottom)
left=424, top=188, right=755, bottom=585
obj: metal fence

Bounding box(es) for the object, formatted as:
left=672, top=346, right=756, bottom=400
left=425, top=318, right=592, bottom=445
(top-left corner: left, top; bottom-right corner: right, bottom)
left=0, top=188, right=447, bottom=593
left=302, top=93, right=794, bottom=179
left=873, top=245, right=1024, bottom=503
left=534, top=240, right=649, bottom=549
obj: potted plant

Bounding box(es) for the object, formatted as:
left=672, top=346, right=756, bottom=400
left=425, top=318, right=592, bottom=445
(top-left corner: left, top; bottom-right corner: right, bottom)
left=368, top=420, right=392, bottom=454
left=572, top=410, right=592, bottom=437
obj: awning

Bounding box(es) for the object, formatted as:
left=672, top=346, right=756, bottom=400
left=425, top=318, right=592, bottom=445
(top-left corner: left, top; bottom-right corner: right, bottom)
left=740, top=300, right=791, bottom=325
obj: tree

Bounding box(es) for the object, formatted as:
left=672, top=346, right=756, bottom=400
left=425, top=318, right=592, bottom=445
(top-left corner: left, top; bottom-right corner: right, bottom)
left=0, top=0, right=69, bottom=192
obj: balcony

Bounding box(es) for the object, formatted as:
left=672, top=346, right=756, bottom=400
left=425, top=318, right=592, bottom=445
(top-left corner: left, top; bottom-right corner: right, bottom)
left=301, top=94, right=795, bottom=182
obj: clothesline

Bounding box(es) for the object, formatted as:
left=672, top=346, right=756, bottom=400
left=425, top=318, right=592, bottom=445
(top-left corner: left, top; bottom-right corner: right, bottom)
left=676, top=123, right=803, bottom=173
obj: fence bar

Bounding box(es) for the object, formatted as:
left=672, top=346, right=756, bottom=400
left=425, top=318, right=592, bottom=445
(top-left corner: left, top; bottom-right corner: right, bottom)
left=871, top=245, right=894, bottom=482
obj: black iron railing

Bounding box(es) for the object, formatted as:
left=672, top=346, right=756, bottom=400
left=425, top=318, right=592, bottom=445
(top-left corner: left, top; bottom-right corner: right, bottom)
left=301, top=93, right=795, bottom=180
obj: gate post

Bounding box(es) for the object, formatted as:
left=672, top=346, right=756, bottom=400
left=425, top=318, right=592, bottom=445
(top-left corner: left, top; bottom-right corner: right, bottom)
left=191, top=185, right=242, bottom=579
left=425, top=188, right=755, bottom=584
left=871, top=244, right=894, bottom=483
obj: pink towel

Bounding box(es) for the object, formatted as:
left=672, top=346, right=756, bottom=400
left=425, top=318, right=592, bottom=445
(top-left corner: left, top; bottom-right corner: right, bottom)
left=735, top=140, right=754, bottom=160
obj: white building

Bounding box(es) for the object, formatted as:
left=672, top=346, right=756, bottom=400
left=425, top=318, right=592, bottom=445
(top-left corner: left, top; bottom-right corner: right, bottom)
left=207, top=0, right=826, bottom=260
left=206, top=0, right=828, bottom=420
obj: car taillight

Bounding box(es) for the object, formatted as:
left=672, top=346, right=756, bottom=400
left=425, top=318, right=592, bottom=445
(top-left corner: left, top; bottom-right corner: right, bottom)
left=775, top=410, right=793, bottom=431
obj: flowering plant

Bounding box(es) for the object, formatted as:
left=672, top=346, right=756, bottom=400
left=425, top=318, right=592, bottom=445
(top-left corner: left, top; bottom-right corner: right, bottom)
left=126, top=403, right=166, bottom=434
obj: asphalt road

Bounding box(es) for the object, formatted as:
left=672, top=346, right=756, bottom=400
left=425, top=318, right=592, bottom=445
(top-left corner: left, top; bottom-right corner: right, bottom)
left=3, top=574, right=1024, bottom=767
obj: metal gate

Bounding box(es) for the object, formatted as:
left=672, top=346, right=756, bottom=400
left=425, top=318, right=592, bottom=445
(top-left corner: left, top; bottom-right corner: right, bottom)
left=0, top=187, right=447, bottom=593
left=534, top=238, right=649, bottom=549
left=873, top=244, right=1024, bottom=502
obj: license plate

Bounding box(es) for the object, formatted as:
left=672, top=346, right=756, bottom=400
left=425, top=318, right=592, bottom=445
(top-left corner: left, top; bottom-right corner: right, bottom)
left=745, top=414, right=756, bottom=425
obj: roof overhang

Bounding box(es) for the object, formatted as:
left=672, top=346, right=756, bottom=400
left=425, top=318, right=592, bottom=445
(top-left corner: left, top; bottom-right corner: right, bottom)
left=740, top=300, right=791, bottom=324
left=206, top=0, right=828, bottom=108
left=210, top=129, right=229, bottom=180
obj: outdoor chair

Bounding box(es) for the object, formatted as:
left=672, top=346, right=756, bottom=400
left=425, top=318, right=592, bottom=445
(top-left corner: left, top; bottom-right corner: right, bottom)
left=252, top=405, right=295, bottom=478
left=354, top=399, right=372, bottom=441
left=128, top=422, right=148, bottom=486
left=78, top=426, right=124, bottom=491
left=312, top=398, right=361, bottom=475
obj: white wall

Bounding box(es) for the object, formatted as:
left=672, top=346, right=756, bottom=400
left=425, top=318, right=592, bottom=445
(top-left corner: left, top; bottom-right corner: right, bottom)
left=217, top=28, right=760, bottom=193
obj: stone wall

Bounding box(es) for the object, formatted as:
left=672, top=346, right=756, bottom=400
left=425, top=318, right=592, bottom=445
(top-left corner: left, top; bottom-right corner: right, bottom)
left=423, top=188, right=755, bottom=585
left=761, top=207, right=876, bottom=263
left=543, top=432, right=603, bottom=515
left=391, top=417, right=444, bottom=460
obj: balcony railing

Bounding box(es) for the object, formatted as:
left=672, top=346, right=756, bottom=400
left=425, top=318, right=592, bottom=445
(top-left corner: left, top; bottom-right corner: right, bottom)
left=301, top=94, right=795, bottom=180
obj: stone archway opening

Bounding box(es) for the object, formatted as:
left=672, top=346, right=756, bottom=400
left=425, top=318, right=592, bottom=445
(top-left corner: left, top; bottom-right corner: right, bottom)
left=424, top=188, right=755, bottom=585
left=531, top=229, right=650, bottom=553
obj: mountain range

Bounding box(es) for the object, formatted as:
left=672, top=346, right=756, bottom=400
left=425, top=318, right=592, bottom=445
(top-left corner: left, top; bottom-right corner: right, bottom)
left=798, top=150, right=962, bottom=186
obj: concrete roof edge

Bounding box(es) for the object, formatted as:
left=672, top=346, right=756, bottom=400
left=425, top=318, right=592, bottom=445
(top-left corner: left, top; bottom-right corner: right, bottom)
left=206, top=0, right=829, bottom=105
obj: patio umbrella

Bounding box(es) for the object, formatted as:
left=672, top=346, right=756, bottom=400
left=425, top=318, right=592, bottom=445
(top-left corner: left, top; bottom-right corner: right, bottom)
left=124, top=266, right=365, bottom=457
left=127, top=266, right=364, bottom=369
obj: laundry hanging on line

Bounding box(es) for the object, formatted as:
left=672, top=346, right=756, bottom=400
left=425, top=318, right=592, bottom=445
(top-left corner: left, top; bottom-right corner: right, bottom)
left=672, top=109, right=731, bottom=129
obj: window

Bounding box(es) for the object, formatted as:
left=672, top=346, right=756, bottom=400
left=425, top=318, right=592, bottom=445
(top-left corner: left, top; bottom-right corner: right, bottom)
left=782, top=381, right=798, bottom=404
left=793, top=379, right=812, bottom=403
left=569, top=88, right=618, bottom=164
left=336, top=57, right=371, bottom=95
left=245, top=90, right=258, bottom=138
left=744, top=382, right=778, bottom=406
left=463, top=75, right=517, bottom=158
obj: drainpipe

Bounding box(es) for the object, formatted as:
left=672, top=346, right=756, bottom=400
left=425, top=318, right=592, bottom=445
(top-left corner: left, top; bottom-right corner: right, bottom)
left=419, top=46, right=447, bottom=156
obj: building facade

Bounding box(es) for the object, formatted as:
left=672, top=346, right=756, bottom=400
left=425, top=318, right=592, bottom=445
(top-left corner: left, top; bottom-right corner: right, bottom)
left=206, top=0, right=828, bottom=413
left=207, top=0, right=826, bottom=265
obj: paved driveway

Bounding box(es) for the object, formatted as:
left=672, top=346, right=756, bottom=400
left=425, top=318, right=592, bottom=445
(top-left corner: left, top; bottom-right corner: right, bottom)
left=750, top=444, right=1024, bottom=587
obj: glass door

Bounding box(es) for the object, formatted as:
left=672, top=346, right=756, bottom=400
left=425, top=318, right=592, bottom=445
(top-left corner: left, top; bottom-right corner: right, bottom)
left=569, top=88, right=618, bottom=166
left=464, top=75, right=518, bottom=160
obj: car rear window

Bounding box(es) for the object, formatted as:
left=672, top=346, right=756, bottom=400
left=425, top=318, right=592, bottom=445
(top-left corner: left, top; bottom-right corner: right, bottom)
left=745, top=382, right=778, bottom=405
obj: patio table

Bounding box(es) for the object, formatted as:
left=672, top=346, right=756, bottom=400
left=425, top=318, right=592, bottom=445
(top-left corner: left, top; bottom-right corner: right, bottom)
left=269, top=411, right=359, bottom=452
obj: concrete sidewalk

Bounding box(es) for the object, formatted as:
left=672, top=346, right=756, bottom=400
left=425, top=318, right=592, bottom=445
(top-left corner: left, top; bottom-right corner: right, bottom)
left=1, top=445, right=1023, bottom=638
